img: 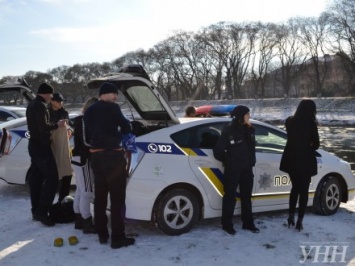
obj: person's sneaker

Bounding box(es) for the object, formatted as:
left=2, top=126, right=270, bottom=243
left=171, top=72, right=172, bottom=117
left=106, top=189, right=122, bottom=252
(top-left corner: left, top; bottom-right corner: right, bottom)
left=222, top=226, right=236, bottom=235
left=242, top=224, right=260, bottom=233
left=111, top=237, right=135, bottom=249
left=33, top=213, right=55, bottom=226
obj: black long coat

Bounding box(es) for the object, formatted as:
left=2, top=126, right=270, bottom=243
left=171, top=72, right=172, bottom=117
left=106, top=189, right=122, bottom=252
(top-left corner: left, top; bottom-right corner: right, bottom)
left=279, top=116, right=320, bottom=177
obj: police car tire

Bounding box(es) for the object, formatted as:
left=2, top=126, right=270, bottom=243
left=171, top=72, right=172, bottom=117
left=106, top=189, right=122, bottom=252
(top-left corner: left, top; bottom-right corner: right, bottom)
left=313, top=176, right=342, bottom=215
left=153, top=189, right=199, bottom=236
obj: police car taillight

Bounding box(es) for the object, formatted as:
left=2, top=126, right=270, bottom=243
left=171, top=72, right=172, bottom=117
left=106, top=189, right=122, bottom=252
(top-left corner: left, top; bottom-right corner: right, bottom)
left=1, top=129, right=21, bottom=155
left=127, top=148, right=145, bottom=177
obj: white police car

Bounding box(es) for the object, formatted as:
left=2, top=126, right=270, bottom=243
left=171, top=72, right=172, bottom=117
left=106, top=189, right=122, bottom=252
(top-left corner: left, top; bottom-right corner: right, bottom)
left=1, top=66, right=354, bottom=235
left=85, top=65, right=355, bottom=235
left=0, top=79, right=76, bottom=184
left=0, top=106, right=27, bottom=123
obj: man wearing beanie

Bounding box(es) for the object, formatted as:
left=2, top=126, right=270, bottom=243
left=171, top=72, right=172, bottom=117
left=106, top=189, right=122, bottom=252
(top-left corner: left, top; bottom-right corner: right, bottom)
left=26, top=82, right=67, bottom=226
left=213, top=105, right=259, bottom=235
left=84, top=82, right=135, bottom=249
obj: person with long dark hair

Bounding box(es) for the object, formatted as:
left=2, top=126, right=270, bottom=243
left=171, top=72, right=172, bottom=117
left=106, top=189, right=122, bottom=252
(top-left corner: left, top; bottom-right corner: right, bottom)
left=280, top=99, right=320, bottom=231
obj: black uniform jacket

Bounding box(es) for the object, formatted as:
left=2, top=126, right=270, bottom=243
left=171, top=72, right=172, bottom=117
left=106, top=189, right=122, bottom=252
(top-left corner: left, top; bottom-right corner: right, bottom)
left=49, top=107, right=69, bottom=123
left=84, top=100, right=132, bottom=150
left=279, top=116, right=320, bottom=176
left=213, top=121, right=256, bottom=170
left=72, top=115, right=91, bottom=165
left=26, top=95, right=58, bottom=145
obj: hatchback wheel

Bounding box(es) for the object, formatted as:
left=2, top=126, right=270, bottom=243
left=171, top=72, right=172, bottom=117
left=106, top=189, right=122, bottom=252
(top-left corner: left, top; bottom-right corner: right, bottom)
left=313, top=176, right=342, bottom=215
left=153, top=188, right=199, bottom=235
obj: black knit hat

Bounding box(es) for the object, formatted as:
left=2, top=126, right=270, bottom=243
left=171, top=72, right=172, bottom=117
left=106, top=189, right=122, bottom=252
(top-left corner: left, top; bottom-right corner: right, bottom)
left=99, top=82, right=118, bottom=96
left=230, top=105, right=250, bottom=121
left=37, top=83, right=54, bottom=94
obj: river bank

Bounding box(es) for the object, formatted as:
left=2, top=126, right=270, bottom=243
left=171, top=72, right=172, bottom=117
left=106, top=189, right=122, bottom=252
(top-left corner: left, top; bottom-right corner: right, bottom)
left=66, top=97, right=355, bottom=126
left=169, top=97, right=355, bottom=126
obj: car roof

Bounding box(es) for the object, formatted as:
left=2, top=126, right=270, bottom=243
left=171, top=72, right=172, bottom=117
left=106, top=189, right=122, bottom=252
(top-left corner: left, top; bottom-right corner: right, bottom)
left=0, top=106, right=27, bottom=111
left=0, top=117, right=27, bottom=129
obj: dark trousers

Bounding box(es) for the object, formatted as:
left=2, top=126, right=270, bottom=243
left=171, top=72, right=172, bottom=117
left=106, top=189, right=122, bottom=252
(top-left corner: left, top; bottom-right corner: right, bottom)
left=91, top=151, right=127, bottom=241
left=57, top=175, right=72, bottom=203
left=222, top=167, right=254, bottom=228
left=28, top=140, right=59, bottom=215
left=289, top=173, right=311, bottom=219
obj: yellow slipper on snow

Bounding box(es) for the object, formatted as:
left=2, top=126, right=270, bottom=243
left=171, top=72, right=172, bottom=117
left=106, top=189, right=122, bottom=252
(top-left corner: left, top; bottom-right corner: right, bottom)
left=68, top=236, right=79, bottom=245
left=54, top=238, right=64, bottom=247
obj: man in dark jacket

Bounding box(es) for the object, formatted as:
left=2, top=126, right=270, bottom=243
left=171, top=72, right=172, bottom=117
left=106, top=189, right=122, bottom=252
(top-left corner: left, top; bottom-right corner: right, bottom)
left=26, top=83, right=66, bottom=226
left=213, top=105, right=259, bottom=235
left=84, top=82, right=135, bottom=249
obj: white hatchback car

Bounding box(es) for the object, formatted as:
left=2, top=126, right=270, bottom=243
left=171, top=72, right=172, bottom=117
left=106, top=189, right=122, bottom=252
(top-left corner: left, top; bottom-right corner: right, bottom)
left=0, top=106, right=27, bottom=122
left=1, top=66, right=355, bottom=235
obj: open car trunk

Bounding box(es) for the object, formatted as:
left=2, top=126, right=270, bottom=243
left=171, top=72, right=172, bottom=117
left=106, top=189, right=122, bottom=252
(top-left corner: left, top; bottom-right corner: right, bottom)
left=0, top=78, right=35, bottom=104
left=85, top=65, right=180, bottom=136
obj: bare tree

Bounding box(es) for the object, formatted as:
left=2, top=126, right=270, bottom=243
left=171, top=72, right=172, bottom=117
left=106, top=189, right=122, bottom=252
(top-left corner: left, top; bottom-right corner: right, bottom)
left=324, top=0, right=355, bottom=94
left=24, top=71, right=55, bottom=93
left=249, top=22, right=278, bottom=98
left=195, top=22, right=231, bottom=99
left=295, top=15, right=330, bottom=97
left=227, top=22, right=256, bottom=98
left=273, top=21, right=308, bottom=97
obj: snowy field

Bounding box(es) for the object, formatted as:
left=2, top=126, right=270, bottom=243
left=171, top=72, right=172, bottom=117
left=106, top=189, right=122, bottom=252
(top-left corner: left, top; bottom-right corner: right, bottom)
left=0, top=181, right=354, bottom=266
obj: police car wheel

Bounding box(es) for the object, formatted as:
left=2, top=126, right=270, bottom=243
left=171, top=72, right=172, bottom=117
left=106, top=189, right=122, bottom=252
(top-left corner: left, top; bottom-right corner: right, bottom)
left=313, top=176, right=342, bottom=215
left=153, top=188, right=199, bottom=236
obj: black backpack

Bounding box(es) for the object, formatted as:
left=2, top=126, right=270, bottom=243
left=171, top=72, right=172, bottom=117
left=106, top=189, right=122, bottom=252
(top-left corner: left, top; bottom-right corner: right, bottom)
left=49, top=198, right=75, bottom=223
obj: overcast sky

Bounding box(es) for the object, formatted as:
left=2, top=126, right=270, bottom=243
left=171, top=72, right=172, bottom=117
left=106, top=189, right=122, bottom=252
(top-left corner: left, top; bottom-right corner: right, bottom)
left=0, top=0, right=329, bottom=77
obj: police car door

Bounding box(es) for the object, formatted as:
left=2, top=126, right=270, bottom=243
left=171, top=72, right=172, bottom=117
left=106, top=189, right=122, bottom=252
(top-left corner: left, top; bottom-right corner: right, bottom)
left=253, top=123, right=290, bottom=209
left=185, top=122, right=230, bottom=210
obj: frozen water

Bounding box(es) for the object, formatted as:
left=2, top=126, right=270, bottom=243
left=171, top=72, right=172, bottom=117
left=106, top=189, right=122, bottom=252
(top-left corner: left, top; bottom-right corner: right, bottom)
left=66, top=97, right=355, bottom=126
left=169, top=97, right=355, bottom=125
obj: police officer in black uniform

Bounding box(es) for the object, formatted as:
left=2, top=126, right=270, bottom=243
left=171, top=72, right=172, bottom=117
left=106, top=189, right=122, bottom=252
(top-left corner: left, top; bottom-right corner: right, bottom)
left=213, top=105, right=259, bottom=235
left=26, top=83, right=66, bottom=226
left=84, top=82, right=135, bottom=249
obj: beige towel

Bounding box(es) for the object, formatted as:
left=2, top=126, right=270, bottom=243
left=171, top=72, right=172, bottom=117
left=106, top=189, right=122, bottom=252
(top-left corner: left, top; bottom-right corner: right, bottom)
left=51, top=127, right=72, bottom=180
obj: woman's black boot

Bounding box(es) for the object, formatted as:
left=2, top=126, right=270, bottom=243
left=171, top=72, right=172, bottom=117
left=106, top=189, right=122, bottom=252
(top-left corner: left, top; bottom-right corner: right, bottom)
left=295, top=218, right=303, bottom=232
left=287, top=213, right=295, bottom=228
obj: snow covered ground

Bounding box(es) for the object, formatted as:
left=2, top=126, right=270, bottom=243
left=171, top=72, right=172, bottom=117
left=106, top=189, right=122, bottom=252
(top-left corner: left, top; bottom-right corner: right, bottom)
left=0, top=181, right=354, bottom=266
